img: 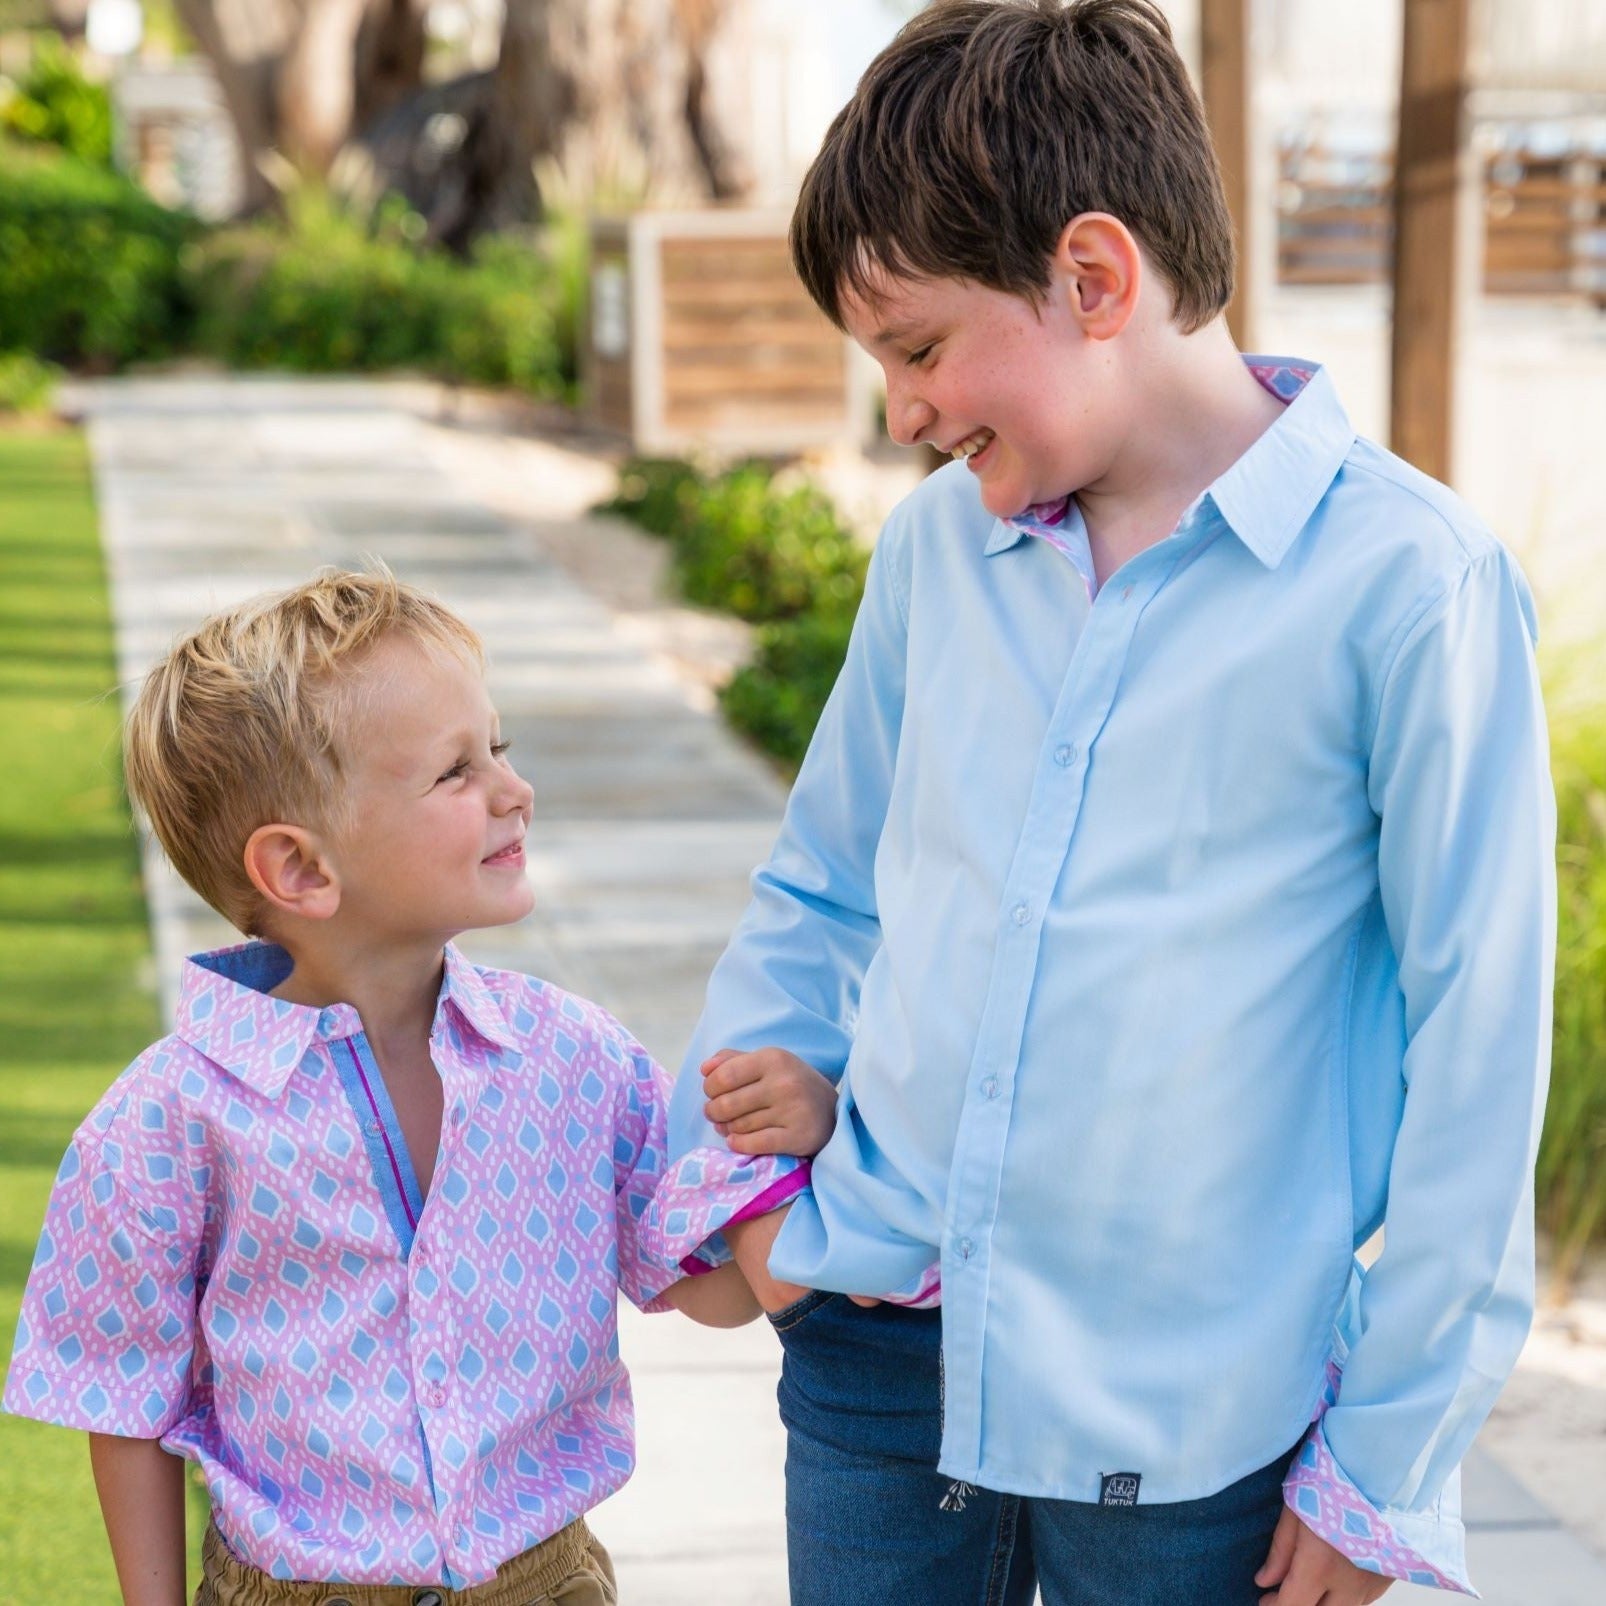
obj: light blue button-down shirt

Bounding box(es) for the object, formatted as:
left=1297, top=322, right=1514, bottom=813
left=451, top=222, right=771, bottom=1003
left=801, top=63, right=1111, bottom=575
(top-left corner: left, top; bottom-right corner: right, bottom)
left=671, top=362, right=1554, bottom=1561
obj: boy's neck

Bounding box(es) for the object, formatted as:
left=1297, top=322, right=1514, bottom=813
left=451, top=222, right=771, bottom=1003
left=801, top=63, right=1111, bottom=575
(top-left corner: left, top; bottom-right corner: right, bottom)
left=267, top=931, right=446, bottom=1053
left=1075, top=319, right=1287, bottom=589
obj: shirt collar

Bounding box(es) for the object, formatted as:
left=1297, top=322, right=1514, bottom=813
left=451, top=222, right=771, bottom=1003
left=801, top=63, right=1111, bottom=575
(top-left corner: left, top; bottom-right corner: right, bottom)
left=987, top=357, right=1355, bottom=570
left=174, top=939, right=519, bottom=1096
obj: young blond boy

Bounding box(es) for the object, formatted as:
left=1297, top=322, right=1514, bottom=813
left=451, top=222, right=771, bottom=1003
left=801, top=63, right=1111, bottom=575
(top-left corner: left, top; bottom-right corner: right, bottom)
left=669, top=3, right=1556, bottom=1603
left=3, top=570, right=830, bottom=1603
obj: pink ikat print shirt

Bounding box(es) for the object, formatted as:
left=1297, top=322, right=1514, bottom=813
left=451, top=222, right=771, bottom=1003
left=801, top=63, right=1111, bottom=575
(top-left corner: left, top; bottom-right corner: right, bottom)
left=3, top=941, right=803, bottom=1588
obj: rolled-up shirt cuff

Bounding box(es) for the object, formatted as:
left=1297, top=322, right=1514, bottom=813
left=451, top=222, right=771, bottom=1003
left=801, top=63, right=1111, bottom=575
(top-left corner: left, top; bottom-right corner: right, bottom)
left=1284, top=1414, right=1475, bottom=1595
left=641, top=1149, right=810, bottom=1276
left=875, top=1260, right=942, bottom=1308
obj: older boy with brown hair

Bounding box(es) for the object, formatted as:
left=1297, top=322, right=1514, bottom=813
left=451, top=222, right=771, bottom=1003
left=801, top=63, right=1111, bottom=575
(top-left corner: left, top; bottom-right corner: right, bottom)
left=669, top=2, right=1555, bottom=1602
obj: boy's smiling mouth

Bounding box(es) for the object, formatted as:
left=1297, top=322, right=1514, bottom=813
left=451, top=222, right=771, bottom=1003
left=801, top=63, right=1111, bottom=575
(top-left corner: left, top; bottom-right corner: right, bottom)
left=950, top=428, right=996, bottom=464
left=482, top=838, right=525, bottom=868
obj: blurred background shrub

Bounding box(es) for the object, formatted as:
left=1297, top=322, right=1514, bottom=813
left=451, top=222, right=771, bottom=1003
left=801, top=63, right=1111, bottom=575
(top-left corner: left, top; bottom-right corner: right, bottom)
left=0, top=33, right=113, bottom=167
left=603, top=456, right=866, bottom=623
left=184, top=190, right=576, bottom=400
left=0, top=351, right=63, bottom=415
left=0, top=139, right=193, bottom=368
left=721, top=610, right=858, bottom=769
left=1545, top=692, right=1606, bottom=1275
left=602, top=455, right=867, bottom=767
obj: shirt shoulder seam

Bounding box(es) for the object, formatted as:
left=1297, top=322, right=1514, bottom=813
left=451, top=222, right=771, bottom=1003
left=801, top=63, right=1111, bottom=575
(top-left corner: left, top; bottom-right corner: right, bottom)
left=1342, top=450, right=1497, bottom=565
left=1364, top=546, right=1503, bottom=750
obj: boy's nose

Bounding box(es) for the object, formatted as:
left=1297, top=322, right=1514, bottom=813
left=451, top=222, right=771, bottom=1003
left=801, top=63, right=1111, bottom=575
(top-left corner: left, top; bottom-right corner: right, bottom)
left=885, top=384, right=936, bottom=449
left=497, top=768, right=535, bottom=815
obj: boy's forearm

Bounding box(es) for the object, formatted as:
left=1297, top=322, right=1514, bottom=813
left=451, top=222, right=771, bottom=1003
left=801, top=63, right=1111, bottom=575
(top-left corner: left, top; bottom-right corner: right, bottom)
left=723, top=1205, right=810, bottom=1313
left=661, top=1261, right=762, bottom=1327
left=88, top=1432, right=188, bottom=1606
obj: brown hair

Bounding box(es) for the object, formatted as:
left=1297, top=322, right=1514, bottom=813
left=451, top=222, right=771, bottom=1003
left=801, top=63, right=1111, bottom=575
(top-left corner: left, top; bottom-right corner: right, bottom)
left=790, top=0, right=1234, bottom=333
left=123, top=566, right=483, bottom=936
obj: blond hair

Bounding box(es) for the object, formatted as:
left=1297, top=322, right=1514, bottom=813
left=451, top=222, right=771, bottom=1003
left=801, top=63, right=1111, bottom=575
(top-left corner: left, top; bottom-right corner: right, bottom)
left=123, top=566, right=483, bottom=935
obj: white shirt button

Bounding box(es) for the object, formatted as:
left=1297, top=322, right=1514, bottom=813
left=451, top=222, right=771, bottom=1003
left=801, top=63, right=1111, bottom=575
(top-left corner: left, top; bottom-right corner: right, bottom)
left=958, top=1237, right=974, bottom=1261
left=1054, top=744, right=1078, bottom=767
left=1011, top=903, right=1031, bottom=926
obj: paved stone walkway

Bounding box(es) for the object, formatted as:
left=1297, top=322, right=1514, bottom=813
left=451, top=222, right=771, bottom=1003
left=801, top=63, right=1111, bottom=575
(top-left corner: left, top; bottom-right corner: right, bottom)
left=78, top=374, right=1605, bottom=1604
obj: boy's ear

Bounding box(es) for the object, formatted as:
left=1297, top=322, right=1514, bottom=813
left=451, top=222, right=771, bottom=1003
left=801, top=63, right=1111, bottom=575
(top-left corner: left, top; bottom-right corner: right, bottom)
left=1053, top=213, right=1142, bottom=340
left=243, top=823, right=341, bottom=924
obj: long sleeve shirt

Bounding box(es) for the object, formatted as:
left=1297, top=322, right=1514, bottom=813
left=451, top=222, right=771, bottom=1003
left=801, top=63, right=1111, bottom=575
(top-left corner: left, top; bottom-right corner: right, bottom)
left=4, top=940, right=790, bottom=1588
left=668, top=358, right=1555, bottom=1592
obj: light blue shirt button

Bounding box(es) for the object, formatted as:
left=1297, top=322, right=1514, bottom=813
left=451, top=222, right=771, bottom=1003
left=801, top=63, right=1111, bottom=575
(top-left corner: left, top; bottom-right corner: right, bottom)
left=1054, top=744, right=1077, bottom=767
left=981, top=1076, right=999, bottom=1099
left=1011, top=903, right=1030, bottom=926
left=958, top=1237, right=974, bottom=1261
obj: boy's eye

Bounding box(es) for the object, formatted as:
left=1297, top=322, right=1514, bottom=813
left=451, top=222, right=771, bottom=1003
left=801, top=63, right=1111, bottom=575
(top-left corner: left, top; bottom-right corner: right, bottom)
left=437, top=759, right=468, bottom=784
left=492, top=740, right=512, bottom=758
left=906, top=344, right=935, bottom=367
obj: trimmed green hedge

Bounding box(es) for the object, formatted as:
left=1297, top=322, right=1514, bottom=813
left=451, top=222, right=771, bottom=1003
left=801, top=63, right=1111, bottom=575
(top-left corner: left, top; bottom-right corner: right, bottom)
left=185, top=198, right=573, bottom=399
left=0, top=146, right=577, bottom=398
left=0, top=140, right=193, bottom=367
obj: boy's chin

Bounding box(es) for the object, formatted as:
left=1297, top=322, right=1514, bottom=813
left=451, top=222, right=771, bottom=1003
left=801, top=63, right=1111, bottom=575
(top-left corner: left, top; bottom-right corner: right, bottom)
left=978, top=481, right=1034, bottom=521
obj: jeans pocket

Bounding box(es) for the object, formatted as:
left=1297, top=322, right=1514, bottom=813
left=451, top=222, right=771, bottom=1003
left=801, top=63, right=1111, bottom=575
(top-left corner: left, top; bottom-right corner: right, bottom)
left=766, top=1288, right=837, bottom=1333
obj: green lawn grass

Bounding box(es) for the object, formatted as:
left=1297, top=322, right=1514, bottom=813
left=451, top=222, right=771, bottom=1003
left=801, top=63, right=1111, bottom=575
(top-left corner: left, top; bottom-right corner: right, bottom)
left=0, top=428, right=205, bottom=1601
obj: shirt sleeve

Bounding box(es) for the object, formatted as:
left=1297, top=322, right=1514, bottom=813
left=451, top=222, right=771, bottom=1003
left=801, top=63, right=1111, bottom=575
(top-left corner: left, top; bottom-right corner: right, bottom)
left=1284, top=545, right=1555, bottom=1592
left=604, top=1016, right=807, bottom=1305
left=663, top=518, right=912, bottom=1267
left=3, top=1053, right=205, bottom=1439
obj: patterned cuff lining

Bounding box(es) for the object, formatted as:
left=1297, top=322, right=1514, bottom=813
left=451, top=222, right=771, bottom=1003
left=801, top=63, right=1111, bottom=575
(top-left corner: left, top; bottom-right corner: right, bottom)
left=877, top=1263, right=942, bottom=1308
left=677, top=1164, right=811, bottom=1276
left=1283, top=1364, right=1473, bottom=1595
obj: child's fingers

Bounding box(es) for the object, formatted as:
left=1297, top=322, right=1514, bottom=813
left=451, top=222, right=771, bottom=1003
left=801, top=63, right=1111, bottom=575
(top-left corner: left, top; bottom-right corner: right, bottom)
left=1254, top=1508, right=1299, bottom=1589
left=704, top=1084, right=769, bottom=1124
left=721, top=1108, right=777, bottom=1137
left=702, top=1054, right=765, bottom=1098
left=699, top=1047, right=742, bottom=1078
left=727, top=1127, right=790, bottom=1155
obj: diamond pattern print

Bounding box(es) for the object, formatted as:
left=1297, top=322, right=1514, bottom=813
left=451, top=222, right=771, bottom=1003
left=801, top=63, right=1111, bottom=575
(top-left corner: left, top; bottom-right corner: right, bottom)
left=3, top=940, right=797, bottom=1587
left=1281, top=1359, right=1473, bottom=1592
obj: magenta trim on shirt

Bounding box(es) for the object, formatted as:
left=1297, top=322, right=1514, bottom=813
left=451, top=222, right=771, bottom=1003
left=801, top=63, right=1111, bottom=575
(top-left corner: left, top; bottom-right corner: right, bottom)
left=677, top=1163, right=811, bottom=1275
left=345, top=1039, right=418, bottom=1232
left=2, top=940, right=800, bottom=1588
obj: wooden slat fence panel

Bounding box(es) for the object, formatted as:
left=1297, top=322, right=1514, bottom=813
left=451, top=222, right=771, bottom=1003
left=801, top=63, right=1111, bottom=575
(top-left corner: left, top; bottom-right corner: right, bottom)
left=1277, top=138, right=1606, bottom=301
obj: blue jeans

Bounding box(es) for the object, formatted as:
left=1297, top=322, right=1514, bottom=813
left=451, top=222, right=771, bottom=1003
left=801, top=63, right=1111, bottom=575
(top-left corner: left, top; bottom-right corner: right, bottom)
left=771, top=1292, right=1294, bottom=1606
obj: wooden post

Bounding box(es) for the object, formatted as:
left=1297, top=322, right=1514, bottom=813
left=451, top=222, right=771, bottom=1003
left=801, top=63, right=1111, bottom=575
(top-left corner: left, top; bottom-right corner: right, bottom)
left=1199, top=0, right=1252, bottom=348
left=1389, top=0, right=1474, bottom=483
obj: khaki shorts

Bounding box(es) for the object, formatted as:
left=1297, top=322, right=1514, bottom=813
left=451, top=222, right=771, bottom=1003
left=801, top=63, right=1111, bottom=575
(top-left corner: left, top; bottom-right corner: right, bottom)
left=196, top=1517, right=617, bottom=1606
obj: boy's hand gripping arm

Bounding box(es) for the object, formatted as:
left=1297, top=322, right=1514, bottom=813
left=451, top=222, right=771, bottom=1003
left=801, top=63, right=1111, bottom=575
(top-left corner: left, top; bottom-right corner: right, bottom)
left=1271, top=547, right=1555, bottom=1597
left=701, top=1047, right=839, bottom=1158
left=89, top=1432, right=187, bottom=1606
left=659, top=1049, right=840, bottom=1321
